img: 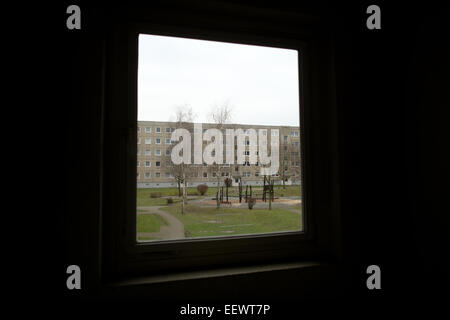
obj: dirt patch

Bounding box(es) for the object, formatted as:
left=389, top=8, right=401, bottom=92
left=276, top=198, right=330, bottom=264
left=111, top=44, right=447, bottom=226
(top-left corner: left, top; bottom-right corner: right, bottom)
left=201, top=198, right=301, bottom=206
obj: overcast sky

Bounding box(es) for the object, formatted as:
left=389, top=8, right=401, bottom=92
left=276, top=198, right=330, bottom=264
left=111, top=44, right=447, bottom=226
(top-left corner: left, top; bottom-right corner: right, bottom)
left=138, top=34, right=300, bottom=126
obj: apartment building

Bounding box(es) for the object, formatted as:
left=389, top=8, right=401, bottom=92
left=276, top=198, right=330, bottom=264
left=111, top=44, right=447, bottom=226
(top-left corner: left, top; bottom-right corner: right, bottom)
left=137, top=121, right=301, bottom=188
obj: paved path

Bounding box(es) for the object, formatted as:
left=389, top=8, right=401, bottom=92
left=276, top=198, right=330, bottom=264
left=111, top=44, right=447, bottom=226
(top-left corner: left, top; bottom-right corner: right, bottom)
left=138, top=206, right=185, bottom=240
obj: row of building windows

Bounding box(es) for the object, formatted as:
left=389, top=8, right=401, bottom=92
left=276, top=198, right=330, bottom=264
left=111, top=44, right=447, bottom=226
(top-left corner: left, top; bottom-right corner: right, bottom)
left=137, top=148, right=299, bottom=158
left=137, top=149, right=171, bottom=156
left=137, top=151, right=269, bottom=159
left=138, top=127, right=175, bottom=133
left=138, top=127, right=299, bottom=138
left=136, top=160, right=279, bottom=167
left=137, top=160, right=292, bottom=167
left=137, top=172, right=173, bottom=179
left=137, top=138, right=174, bottom=144
left=283, top=139, right=300, bottom=146
left=136, top=171, right=270, bottom=180
left=137, top=138, right=298, bottom=147
left=137, top=161, right=164, bottom=167
left=137, top=160, right=299, bottom=168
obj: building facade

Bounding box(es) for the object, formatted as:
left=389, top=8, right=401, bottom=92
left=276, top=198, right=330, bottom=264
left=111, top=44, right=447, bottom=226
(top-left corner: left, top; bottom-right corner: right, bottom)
left=137, top=121, right=301, bottom=188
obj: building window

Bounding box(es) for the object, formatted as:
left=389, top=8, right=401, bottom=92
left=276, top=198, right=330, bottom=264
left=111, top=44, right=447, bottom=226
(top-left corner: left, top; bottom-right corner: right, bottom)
left=156, top=138, right=161, bottom=144
left=145, top=172, right=151, bottom=179
left=155, top=149, right=161, bottom=156
left=145, top=138, right=151, bottom=144
left=155, top=161, right=161, bottom=167
left=145, top=161, right=151, bottom=167
left=145, top=127, right=151, bottom=133
left=145, top=149, right=151, bottom=156
left=165, top=127, right=171, bottom=133
left=165, top=138, right=171, bottom=144
left=203, top=172, right=208, bottom=178
left=156, top=127, right=161, bottom=133
left=155, top=172, right=160, bottom=178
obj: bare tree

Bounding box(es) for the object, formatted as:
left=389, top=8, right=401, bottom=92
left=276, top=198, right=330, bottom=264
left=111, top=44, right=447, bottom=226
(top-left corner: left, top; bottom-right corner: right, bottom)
left=167, top=105, right=197, bottom=214
left=262, top=170, right=275, bottom=210
left=170, top=104, right=197, bottom=126
left=208, top=102, right=233, bottom=126
left=207, top=103, right=234, bottom=208
left=279, top=140, right=291, bottom=189
left=278, top=134, right=301, bottom=189
left=289, top=166, right=301, bottom=185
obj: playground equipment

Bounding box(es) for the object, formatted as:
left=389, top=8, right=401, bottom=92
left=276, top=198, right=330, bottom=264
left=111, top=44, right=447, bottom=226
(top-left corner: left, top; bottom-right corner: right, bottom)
left=215, top=176, right=275, bottom=204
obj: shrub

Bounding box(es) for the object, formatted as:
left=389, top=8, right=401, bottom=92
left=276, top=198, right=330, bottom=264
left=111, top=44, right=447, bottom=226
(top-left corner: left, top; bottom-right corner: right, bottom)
left=197, top=184, right=208, bottom=195
left=248, top=197, right=256, bottom=209
left=224, top=177, right=232, bottom=187
left=150, top=192, right=162, bottom=198
left=167, top=197, right=174, bottom=204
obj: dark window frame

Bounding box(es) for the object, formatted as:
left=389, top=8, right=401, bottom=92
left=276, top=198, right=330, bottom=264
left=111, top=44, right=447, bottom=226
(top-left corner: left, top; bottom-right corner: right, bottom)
left=102, top=12, right=341, bottom=279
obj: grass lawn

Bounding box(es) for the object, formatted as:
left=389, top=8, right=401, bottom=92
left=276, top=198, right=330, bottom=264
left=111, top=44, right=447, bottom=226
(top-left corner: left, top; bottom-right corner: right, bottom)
left=137, top=214, right=168, bottom=233
left=160, top=204, right=302, bottom=238
left=137, top=197, right=183, bottom=206
left=272, top=185, right=302, bottom=197
left=137, top=188, right=185, bottom=206
left=138, top=236, right=158, bottom=241
left=137, top=186, right=220, bottom=199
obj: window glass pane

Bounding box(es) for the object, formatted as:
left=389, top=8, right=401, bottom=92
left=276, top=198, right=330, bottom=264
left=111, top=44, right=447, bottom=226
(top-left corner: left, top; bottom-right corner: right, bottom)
left=137, top=34, right=302, bottom=242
